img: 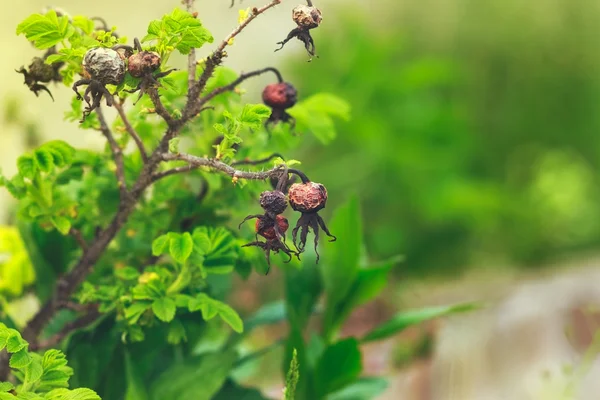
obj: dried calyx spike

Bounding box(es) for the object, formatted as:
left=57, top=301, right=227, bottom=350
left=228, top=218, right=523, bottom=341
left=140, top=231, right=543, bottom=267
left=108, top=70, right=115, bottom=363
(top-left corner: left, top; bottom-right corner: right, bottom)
left=239, top=167, right=298, bottom=272
left=275, top=0, right=322, bottom=61
left=261, top=68, right=298, bottom=128
left=287, top=169, right=336, bottom=263
left=113, top=38, right=175, bottom=105
left=72, top=47, right=126, bottom=122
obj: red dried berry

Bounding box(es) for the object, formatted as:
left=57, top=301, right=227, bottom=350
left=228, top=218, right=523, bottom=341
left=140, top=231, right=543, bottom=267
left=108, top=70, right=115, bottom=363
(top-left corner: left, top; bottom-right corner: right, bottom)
left=260, top=190, right=288, bottom=216
left=256, top=215, right=289, bottom=240
left=288, top=182, right=327, bottom=213
left=262, top=82, right=297, bottom=109
left=128, top=51, right=161, bottom=78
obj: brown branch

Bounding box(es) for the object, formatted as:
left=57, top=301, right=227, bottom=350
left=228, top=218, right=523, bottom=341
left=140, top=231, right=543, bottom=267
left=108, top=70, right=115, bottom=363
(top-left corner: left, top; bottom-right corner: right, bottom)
left=199, top=67, right=283, bottom=105
left=147, top=88, right=174, bottom=125
left=157, top=152, right=285, bottom=181
left=97, top=108, right=129, bottom=201
left=185, top=0, right=283, bottom=120
left=69, top=228, right=88, bottom=251
left=114, top=100, right=148, bottom=163
left=185, top=0, right=197, bottom=99
left=30, top=307, right=101, bottom=351
left=231, top=152, right=285, bottom=166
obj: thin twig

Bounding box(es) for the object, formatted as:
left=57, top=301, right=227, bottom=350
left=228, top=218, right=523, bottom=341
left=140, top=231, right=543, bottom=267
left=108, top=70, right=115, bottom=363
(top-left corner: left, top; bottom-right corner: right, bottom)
left=69, top=228, right=88, bottom=251
left=30, top=307, right=101, bottom=351
left=200, top=67, right=283, bottom=105
left=185, top=0, right=197, bottom=100
left=157, top=152, right=285, bottom=181
left=185, top=0, right=282, bottom=120
left=231, top=152, right=285, bottom=166
left=147, top=87, right=174, bottom=125
left=114, top=100, right=148, bottom=163
left=97, top=108, right=130, bottom=201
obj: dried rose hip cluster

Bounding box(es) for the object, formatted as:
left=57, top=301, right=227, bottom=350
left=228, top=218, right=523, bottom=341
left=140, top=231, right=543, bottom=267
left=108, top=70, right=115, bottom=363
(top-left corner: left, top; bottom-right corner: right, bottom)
left=275, top=1, right=323, bottom=61
left=73, top=38, right=173, bottom=122
left=239, top=171, right=299, bottom=272
left=240, top=168, right=335, bottom=269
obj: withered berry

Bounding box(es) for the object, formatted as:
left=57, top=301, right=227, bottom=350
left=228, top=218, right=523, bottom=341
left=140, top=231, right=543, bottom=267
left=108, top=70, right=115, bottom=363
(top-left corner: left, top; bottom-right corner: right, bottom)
left=262, top=83, right=298, bottom=109
left=115, top=38, right=175, bottom=105
left=82, top=47, right=126, bottom=85
left=16, top=57, right=58, bottom=100
left=260, top=190, right=288, bottom=217
left=292, top=4, right=322, bottom=29
left=287, top=176, right=336, bottom=263
left=262, top=82, right=298, bottom=127
left=73, top=47, right=126, bottom=122
left=128, top=51, right=161, bottom=78
left=275, top=2, right=322, bottom=60
left=257, top=215, right=290, bottom=240
left=288, top=181, right=327, bottom=213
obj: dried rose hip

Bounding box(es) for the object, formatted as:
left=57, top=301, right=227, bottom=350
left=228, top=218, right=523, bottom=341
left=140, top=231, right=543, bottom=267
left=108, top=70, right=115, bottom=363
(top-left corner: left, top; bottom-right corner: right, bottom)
left=287, top=176, right=336, bottom=262
left=275, top=2, right=323, bottom=60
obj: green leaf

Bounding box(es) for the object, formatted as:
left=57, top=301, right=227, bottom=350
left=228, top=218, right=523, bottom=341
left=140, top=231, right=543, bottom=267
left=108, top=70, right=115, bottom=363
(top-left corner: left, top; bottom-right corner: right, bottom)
left=124, top=302, right=152, bottom=325
left=283, top=349, right=300, bottom=400
left=288, top=93, right=351, bottom=144
left=327, top=256, right=402, bottom=335
left=17, top=155, right=36, bottom=180
left=51, top=216, right=71, bottom=235
left=150, top=351, right=236, bottom=400
left=314, top=339, right=362, bottom=397
left=16, top=10, right=75, bottom=49
left=44, top=388, right=101, bottom=400
left=168, top=138, right=180, bottom=154
left=192, top=227, right=238, bottom=273
left=321, top=197, right=362, bottom=341
left=33, top=149, right=54, bottom=173
left=240, top=104, right=271, bottom=130
left=169, top=232, right=193, bottom=264
left=216, top=303, right=243, bottom=333
left=361, top=303, right=480, bottom=343
left=42, top=141, right=76, bottom=168
left=167, top=320, right=187, bottom=345
left=6, top=330, right=27, bottom=353
left=142, top=8, right=214, bottom=57
left=327, top=378, right=389, bottom=400
left=10, top=348, right=32, bottom=369
left=25, top=356, right=44, bottom=385
left=192, top=230, right=211, bottom=255
left=115, top=266, right=141, bottom=281
left=0, top=382, right=14, bottom=392
left=152, top=297, right=177, bottom=322
left=151, top=234, right=169, bottom=256
left=125, top=350, right=149, bottom=400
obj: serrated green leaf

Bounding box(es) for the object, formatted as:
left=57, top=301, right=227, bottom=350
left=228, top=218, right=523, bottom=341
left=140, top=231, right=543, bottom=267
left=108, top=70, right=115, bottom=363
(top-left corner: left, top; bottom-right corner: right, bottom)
left=25, top=357, right=43, bottom=384
left=152, top=297, right=177, bottom=322
left=51, top=216, right=71, bottom=235
left=34, top=149, right=54, bottom=173
left=0, top=392, right=15, bottom=400
left=44, top=388, right=101, bottom=400
left=0, top=382, right=13, bottom=392
left=42, top=141, right=76, bottom=168
left=6, top=330, right=27, bottom=353
left=169, top=232, right=193, bottom=264
left=10, top=348, right=32, bottom=369
left=17, top=156, right=36, bottom=180
left=151, top=234, right=169, bottom=256
left=16, top=11, right=75, bottom=49
left=361, top=303, right=481, bottom=343
left=192, top=230, right=211, bottom=255
left=240, top=104, right=271, bottom=130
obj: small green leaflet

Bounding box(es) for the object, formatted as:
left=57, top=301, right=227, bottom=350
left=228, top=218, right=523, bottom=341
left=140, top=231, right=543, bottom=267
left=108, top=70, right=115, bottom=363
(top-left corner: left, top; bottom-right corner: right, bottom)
left=142, top=8, right=214, bottom=56
left=16, top=10, right=75, bottom=49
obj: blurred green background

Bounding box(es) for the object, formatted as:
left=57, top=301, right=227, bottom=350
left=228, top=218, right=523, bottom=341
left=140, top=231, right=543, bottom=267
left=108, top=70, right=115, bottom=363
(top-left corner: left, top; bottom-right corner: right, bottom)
left=285, top=0, right=600, bottom=276
left=5, top=0, right=600, bottom=275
